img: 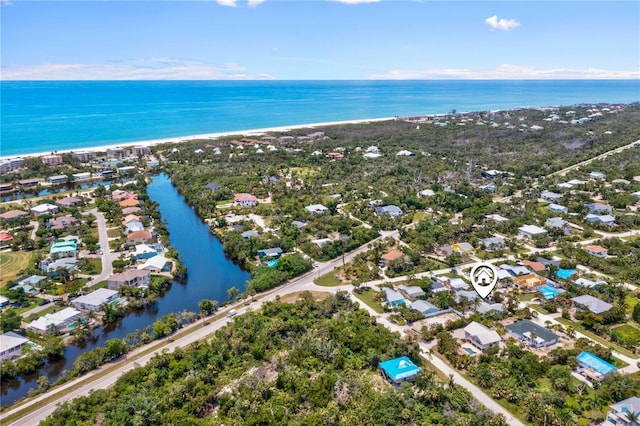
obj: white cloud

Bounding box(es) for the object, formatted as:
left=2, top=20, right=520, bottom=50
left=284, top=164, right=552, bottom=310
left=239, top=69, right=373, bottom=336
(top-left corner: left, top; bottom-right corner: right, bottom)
left=331, top=0, right=381, bottom=4
left=216, top=0, right=237, bottom=7
left=368, top=64, right=640, bottom=80
left=1, top=59, right=274, bottom=80
left=485, top=15, right=520, bottom=31
left=247, top=0, right=265, bottom=7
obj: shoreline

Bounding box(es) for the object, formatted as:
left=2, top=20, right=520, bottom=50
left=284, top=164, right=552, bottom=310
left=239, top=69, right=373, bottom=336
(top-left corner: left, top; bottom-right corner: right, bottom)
left=0, top=117, right=395, bottom=160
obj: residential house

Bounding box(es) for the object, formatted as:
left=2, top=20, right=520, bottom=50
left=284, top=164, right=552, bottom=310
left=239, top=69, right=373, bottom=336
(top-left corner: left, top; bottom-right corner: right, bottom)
left=485, top=214, right=509, bottom=223
left=589, top=171, right=606, bottom=180
left=107, top=269, right=151, bottom=290
left=430, top=282, right=448, bottom=294
left=241, top=230, right=259, bottom=240
left=418, top=189, right=435, bottom=198
left=71, top=288, right=119, bottom=311
left=27, top=308, right=84, bottom=335
left=448, top=278, right=469, bottom=291
left=521, top=260, right=545, bottom=273
left=0, top=296, right=9, bottom=308
left=311, top=238, right=333, bottom=248
left=455, top=290, right=479, bottom=303
left=0, top=233, right=13, bottom=248
left=604, top=396, right=640, bottom=426
left=305, top=204, right=329, bottom=215
left=409, top=300, right=439, bottom=316
left=137, top=255, right=172, bottom=273
left=398, top=285, right=425, bottom=300
left=50, top=240, right=77, bottom=258
left=540, top=191, right=563, bottom=203
left=576, top=351, right=617, bottom=382
left=291, top=220, right=308, bottom=229
left=585, top=245, right=608, bottom=258
left=0, top=209, right=29, bottom=221
left=379, top=356, right=421, bottom=385
left=380, top=250, right=404, bottom=266
left=548, top=203, right=569, bottom=214
left=499, top=264, right=531, bottom=277
left=126, top=230, right=153, bottom=245
left=131, top=244, right=158, bottom=260
left=119, top=198, right=140, bottom=208
left=545, top=217, right=572, bottom=234
left=375, top=205, right=403, bottom=217
left=72, top=172, right=91, bottom=181
left=257, top=248, right=283, bottom=259
left=585, top=214, right=616, bottom=227
left=48, top=215, right=78, bottom=231
left=206, top=182, right=221, bottom=191
left=571, top=295, right=612, bottom=315
left=234, top=193, right=259, bottom=207
left=506, top=320, right=559, bottom=348
left=117, top=166, right=136, bottom=174
left=574, top=278, right=605, bottom=288
left=125, top=219, right=144, bottom=233
left=463, top=322, right=502, bottom=352
left=0, top=332, right=33, bottom=361
left=480, top=236, right=505, bottom=251
left=518, top=225, right=548, bottom=239
left=586, top=202, right=613, bottom=214
left=476, top=301, right=504, bottom=314
left=452, top=242, right=474, bottom=255
left=31, top=203, right=59, bottom=217
left=382, top=287, right=406, bottom=308
left=40, top=257, right=77, bottom=276
left=18, top=178, right=40, bottom=189
left=47, top=175, right=68, bottom=185
left=513, top=273, right=547, bottom=291
left=111, top=190, right=137, bottom=202
left=481, top=170, right=502, bottom=179
left=325, top=152, right=344, bottom=160
left=56, top=196, right=82, bottom=207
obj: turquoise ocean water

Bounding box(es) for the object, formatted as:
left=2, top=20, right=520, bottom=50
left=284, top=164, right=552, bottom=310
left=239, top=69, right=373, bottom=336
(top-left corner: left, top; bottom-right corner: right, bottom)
left=1, top=80, right=639, bottom=156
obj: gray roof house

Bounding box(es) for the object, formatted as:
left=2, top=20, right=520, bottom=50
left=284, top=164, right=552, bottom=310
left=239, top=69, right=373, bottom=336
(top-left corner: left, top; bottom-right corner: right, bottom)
left=586, top=202, right=613, bottom=214
left=257, top=248, right=283, bottom=258
left=382, top=287, right=406, bottom=307
left=540, top=191, right=563, bottom=202
left=463, top=322, right=502, bottom=352
left=585, top=214, right=615, bottom=227
left=506, top=320, right=559, bottom=348
left=480, top=236, right=505, bottom=251
left=305, top=204, right=329, bottom=215
left=548, top=203, right=569, bottom=214
left=409, top=300, right=439, bottom=316
left=571, top=295, right=612, bottom=315
left=476, top=301, right=504, bottom=314
left=605, top=396, right=640, bottom=426
left=398, top=285, right=425, bottom=299
left=375, top=205, right=403, bottom=217
left=241, top=230, right=260, bottom=240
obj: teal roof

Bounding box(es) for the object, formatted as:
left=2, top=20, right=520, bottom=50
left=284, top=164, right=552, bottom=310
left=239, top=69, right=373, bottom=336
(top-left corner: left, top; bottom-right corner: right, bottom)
left=379, top=356, right=421, bottom=381
left=50, top=241, right=77, bottom=254
left=577, top=351, right=617, bottom=375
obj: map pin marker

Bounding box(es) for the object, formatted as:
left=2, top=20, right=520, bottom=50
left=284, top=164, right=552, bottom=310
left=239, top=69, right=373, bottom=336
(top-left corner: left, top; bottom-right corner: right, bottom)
left=469, top=263, right=498, bottom=299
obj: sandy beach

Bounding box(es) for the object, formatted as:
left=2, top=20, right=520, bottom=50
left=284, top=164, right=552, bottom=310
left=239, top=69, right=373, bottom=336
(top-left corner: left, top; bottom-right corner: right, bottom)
left=0, top=117, right=395, bottom=161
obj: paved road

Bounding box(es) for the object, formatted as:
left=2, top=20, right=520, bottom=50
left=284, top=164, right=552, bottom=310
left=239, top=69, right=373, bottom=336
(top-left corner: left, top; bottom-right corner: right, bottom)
left=83, top=209, right=115, bottom=288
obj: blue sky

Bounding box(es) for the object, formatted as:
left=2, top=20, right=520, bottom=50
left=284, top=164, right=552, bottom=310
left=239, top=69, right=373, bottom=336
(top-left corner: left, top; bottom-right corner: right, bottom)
left=2, top=1, right=639, bottom=80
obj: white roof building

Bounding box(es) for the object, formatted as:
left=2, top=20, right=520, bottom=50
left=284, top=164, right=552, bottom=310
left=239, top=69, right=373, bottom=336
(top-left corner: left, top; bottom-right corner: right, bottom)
left=0, top=332, right=32, bottom=362
left=31, top=203, right=59, bottom=216
left=463, top=321, right=502, bottom=351
left=305, top=204, right=329, bottom=214
left=71, top=288, right=119, bottom=311
left=137, top=255, right=172, bottom=272
left=518, top=224, right=548, bottom=239
left=27, top=308, right=84, bottom=334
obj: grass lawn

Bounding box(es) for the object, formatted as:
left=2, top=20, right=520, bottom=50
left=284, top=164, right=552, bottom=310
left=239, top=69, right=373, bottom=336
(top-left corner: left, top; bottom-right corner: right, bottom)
left=518, top=293, right=540, bottom=302
left=35, top=305, right=64, bottom=317
left=353, top=289, right=384, bottom=314
left=106, top=228, right=122, bottom=238
left=555, top=317, right=638, bottom=359
left=279, top=291, right=332, bottom=304
left=82, top=258, right=102, bottom=275
left=625, top=294, right=639, bottom=315
left=88, top=280, right=108, bottom=291
left=314, top=272, right=343, bottom=287
left=0, top=251, right=35, bottom=287
left=412, top=211, right=430, bottom=223
left=611, top=324, right=640, bottom=347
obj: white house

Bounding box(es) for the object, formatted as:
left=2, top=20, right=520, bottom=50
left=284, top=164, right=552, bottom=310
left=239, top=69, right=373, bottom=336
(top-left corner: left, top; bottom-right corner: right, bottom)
left=31, top=203, right=59, bottom=217
left=27, top=308, right=84, bottom=335
left=0, top=332, right=33, bottom=361
left=234, top=193, right=258, bottom=207
left=137, top=255, right=172, bottom=273
left=71, top=288, right=119, bottom=311
left=518, top=224, right=547, bottom=239
left=604, top=396, right=640, bottom=426
left=305, top=204, right=329, bottom=215
left=548, top=203, right=568, bottom=214
left=463, top=322, right=502, bottom=352
left=585, top=214, right=615, bottom=227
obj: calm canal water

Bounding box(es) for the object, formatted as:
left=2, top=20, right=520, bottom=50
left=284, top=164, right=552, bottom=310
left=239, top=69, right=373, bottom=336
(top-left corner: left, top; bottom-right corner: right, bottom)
left=1, top=173, right=250, bottom=406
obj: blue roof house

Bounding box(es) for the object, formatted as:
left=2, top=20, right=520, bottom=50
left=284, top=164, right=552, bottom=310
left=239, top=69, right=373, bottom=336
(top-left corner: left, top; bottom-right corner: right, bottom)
left=577, top=351, right=617, bottom=381
left=379, top=356, right=421, bottom=385
left=382, top=287, right=406, bottom=308
left=50, top=240, right=77, bottom=258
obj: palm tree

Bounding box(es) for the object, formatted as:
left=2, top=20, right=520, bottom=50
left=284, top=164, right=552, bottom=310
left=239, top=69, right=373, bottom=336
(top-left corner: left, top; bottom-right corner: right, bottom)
left=623, top=411, right=639, bottom=426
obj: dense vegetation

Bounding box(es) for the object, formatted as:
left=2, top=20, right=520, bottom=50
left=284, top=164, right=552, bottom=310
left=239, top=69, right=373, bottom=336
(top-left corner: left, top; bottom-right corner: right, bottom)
left=42, top=292, right=508, bottom=425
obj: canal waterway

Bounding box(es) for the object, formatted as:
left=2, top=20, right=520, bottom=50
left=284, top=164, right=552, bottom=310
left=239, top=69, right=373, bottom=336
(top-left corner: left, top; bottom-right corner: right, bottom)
left=1, top=173, right=250, bottom=406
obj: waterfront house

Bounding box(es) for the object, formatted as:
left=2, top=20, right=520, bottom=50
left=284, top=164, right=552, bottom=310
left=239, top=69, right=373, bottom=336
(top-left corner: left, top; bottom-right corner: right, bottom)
left=379, top=356, right=421, bottom=385
left=585, top=244, right=608, bottom=258
left=71, top=288, right=119, bottom=311
left=257, top=248, right=283, bottom=259
left=0, top=296, right=9, bottom=308
left=604, top=396, right=640, bottom=426
left=234, top=193, right=259, bottom=207
left=131, top=244, right=158, bottom=260
left=119, top=198, right=140, bottom=208
left=126, top=230, right=152, bottom=245
left=27, top=307, right=84, bottom=335
left=125, top=220, right=144, bottom=233
left=0, top=332, right=33, bottom=361
left=137, top=255, right=172, bottom=273
left=506, top=320, right=559, bottom=348
left=47, top=175, right=68, bottom=185
left=108, top=269, right=151, bottom=290
left=18, top=178, right=40, bottom=189
left=463, top=322, right=501, bottom=352
left=72, top=172, right=91, bottom=182
left=112, top=190, right=137, bottom=202
left=571, top=295, right=612, bottom=315
left=31, top=203, right=59, bottom=217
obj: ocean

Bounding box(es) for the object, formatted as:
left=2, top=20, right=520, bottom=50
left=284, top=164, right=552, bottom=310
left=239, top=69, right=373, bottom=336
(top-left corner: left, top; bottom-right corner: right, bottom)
left=1, top=80, right=639, bottom=157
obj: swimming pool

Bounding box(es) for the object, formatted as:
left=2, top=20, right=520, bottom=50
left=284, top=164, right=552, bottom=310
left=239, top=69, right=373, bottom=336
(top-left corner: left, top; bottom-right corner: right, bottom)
left=464, top=347, right=476, bottom=355
left=265, top=259, right=279, bottom=268
left=556, top=269, right=577, bottom=280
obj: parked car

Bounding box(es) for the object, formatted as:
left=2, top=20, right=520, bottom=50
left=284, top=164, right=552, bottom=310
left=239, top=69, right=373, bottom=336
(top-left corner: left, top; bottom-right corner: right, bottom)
left=39, top=299, right=51, bottom=306
left=226, top=309, right=238, bottom=318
